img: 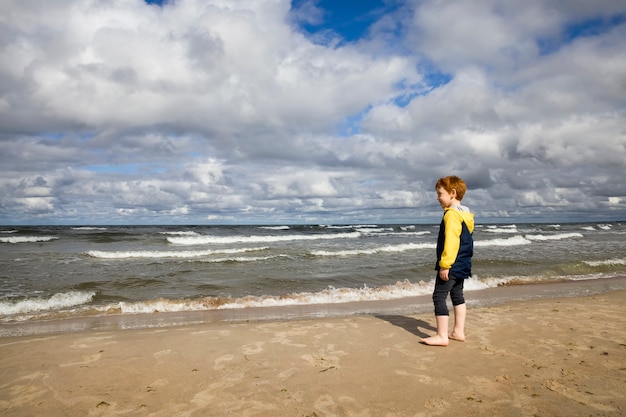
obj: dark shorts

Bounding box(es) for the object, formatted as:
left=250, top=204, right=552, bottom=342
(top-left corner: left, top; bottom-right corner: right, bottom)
left=432, top=274, right=465, bottom=316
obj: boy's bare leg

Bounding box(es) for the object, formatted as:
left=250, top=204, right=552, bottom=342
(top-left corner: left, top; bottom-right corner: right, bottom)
left=449, top=303, right=466, bottom=341
left=420, top=315, right=449, bottom=346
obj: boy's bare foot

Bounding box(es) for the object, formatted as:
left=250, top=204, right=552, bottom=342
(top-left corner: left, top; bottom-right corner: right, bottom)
left=448, top=332, right=465, bottom=342
left=419, top=335, right=449, bottom=346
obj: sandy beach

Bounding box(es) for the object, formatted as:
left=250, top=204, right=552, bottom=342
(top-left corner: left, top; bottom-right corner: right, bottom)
left=1, top=289, right=625, bottom=417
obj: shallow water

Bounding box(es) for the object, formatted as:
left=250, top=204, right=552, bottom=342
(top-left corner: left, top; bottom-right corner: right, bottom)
left=1, top=222, right=624, bottom=332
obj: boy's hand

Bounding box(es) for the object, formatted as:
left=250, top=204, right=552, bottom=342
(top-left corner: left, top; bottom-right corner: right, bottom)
left=439, top=269, right=450, bottom=281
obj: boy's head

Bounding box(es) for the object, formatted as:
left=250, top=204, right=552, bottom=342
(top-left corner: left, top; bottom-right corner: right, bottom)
left=435, top=176, right=467, bottom=201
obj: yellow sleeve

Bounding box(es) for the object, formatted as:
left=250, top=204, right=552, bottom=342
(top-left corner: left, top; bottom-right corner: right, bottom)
left=439, top=209, right=462, bottom=269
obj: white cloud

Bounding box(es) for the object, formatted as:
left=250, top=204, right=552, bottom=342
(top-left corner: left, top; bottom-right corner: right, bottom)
left=0, top=0, right=625, bottom=224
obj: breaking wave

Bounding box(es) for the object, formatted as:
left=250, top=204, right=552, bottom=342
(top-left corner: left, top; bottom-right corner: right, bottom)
left=167, top=231, right=362, bottom=245
left=87, top=247, right=268, bottom=259
left=0, top=236, right=59, bottom=244
left=0, top=291, right=96, bottom=316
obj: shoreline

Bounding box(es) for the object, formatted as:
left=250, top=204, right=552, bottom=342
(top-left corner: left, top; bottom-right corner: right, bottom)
left=1, top=287, right=625, bottom=416
left=1, top=275, right=625, bottom=338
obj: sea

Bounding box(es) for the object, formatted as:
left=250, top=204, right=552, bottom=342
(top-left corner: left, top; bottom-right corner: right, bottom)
left=1, top=222, right=625, bottom=337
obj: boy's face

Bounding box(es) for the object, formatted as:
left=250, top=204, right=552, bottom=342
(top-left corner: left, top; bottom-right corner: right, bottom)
left=436, top=186, right=456, bottom=209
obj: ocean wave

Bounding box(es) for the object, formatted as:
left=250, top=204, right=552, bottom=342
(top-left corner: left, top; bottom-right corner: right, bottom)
left=71, top=227, right=108, bottom=231
left=167, top=231, right=362, bottom=245
left=474, top=235, right=532, bottom=247
left=355, top=227, right=395, bottom=233
left=311, top=242, right=435, bottom=257
left=360, top=230, right=431, bottom=237
left=160, top=231, right=200, bottom=236
left=119, top=273, right=598, bottom=314
left=4, top=274, right=621, bottom=323
left=87, top=247, right=268, bottom=259
left=118, top=280, right=436, bottom=314
left=0, top=291, right=96, bottom=316
left=320, top=225, right=354, bottom=229
left=524, top=232, right=583, bottom=241
left=483, top=226, right=518, bottom=233
left=583, top=258, right=626, bottom=267
left=258, top=226, right=290, bottom=230
left=0, top=236, right=59, bottom=244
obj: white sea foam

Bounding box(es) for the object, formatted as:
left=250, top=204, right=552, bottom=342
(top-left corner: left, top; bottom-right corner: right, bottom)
left=160, top=231, right=200, bottom=236
left=583, top=258, right=626, bottom=267
left=474, top=235, right=532, bottom=247
left=0, top=236, right=59, bottom=244
left=167, top=231, right=362, bottom=245
left=0, top=291, right=95, bottom=316
left=117, top=275, right=531, bottom=315
left=355, top=227, right=395, bottom=233
left=359, top=230, right=430, bottom=237
left=483, top=226, right=518, bottom=233
left=598, top=224, right=612, bottom=230
left=87, top=247, right=268, bottom=259
left=118, top=280, right=436, bottom=314
left=524, top=232, right=583, bottom=241
left=311, top=242, right=435, bottom=257
left=259, top=226, right=290, bottom=230
left=321, top=225, right=354, bottom=229
left=71, top=227, right=108, bottom=231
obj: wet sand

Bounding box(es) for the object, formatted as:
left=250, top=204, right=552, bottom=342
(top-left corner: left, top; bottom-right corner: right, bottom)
left=1, top=289, right=625, bottom=416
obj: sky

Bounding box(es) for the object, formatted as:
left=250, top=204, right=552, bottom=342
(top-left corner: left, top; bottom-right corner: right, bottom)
left=0, top=0, right=625, bottom=225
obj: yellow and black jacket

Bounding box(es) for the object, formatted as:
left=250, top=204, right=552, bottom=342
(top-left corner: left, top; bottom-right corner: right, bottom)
left=435, top=206, right=474, bottom=279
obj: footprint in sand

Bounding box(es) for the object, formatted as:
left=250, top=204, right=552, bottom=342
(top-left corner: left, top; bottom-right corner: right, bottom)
left=314, top=395, right=368, bottom=417
left=314, top=394, right=337, bottom=416
left=10, top=371, right=48, bottom=400
left=270, top=332, right=307, bottom=347
left=324, top=344, right=346, bottom=356
left=153, top=349, right=175, bottom=362
left=545, top=380, right=616, bottom=413
left=241, top=341, right=264, bottom=355
left=395, top=370, right=452, bottom=386
left=214, top=353, right=234, bottom=370
left=277, top=367, right=300, bottom=381
left=301, top=344, right=347, bottom=369
left=467, top=375, right=505, bottom=397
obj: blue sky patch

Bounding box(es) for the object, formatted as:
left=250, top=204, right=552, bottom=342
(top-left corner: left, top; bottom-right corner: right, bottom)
left=291, top=0, right=401, bottom=45
left=339, top=105, right=373, bottom=136
left=538, top=14, right=626, bottom=55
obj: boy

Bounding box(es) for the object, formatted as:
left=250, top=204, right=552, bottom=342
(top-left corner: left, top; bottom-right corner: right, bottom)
left=420, top=176, right=474, bottom=347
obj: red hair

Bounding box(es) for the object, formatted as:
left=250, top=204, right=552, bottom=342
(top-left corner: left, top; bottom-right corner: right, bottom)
left=435, top=176, right=467, bottom=200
